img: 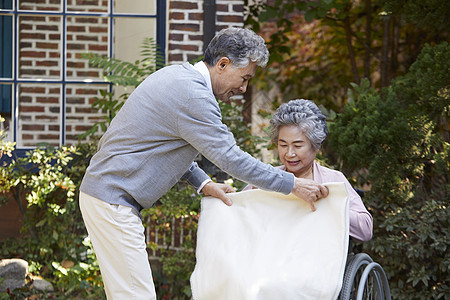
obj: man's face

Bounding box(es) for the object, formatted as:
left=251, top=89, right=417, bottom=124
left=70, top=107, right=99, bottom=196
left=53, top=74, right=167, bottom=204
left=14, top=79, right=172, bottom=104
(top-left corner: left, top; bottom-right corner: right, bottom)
left=212, top=58, right=258, bottom=101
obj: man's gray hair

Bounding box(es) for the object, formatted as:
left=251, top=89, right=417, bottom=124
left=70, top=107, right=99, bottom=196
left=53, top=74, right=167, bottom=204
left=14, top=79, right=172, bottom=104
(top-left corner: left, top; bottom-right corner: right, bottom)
left=204, top=27, right=269, bottom=68
left=270, top=99, right=328, bottom=150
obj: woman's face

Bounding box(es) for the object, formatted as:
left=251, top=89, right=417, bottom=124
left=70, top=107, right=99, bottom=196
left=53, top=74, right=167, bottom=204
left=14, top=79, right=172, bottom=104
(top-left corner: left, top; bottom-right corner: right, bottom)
left=277, top=125, right=319, bottom=178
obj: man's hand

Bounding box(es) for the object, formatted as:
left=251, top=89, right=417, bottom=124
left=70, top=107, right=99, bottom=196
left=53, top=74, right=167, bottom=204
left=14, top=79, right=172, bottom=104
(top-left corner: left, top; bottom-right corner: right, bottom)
left=201, top=181, right=235, bottom=206
left=292, top=177, right=329, bottom=212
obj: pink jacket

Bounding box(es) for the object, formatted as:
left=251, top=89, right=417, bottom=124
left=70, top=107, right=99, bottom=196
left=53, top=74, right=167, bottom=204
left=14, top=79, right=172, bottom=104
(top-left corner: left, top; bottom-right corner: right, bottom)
left=243, top=161, right=373, bottom=242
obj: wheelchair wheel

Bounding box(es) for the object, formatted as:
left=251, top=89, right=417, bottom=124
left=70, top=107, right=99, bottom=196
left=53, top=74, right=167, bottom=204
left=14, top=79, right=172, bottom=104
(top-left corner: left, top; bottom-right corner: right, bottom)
left=355, top=262, right=391, bottom=300
left=339, top=253, right=391, bottom=300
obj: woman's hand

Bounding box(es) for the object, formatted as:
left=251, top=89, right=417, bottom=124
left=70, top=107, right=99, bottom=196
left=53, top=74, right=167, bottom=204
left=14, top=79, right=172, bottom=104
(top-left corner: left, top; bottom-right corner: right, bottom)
left=201, top=181, right=235, bottom=206
left=292, top=177, right=329, bottom=212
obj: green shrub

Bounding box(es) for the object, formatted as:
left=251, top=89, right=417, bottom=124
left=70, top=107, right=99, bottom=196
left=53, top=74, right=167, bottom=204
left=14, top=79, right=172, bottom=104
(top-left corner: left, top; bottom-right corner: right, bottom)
left=328, top=42, right=449, bottom=299
left=0, top=142, right=105, bottom=298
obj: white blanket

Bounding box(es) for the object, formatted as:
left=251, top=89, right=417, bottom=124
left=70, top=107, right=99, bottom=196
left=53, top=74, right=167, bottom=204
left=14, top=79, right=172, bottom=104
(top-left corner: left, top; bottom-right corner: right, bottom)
left=190, top=182, right=349, bottom=300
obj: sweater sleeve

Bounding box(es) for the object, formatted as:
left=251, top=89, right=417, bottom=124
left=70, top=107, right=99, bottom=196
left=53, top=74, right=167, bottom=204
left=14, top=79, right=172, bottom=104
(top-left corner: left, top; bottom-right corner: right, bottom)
left=346, top=182, right=373, bottom=242
left=317, top=164, right=373, bottom=241
left=177, top=96, right=295, bottom=195
left=181, top=162, right=211, bottom=191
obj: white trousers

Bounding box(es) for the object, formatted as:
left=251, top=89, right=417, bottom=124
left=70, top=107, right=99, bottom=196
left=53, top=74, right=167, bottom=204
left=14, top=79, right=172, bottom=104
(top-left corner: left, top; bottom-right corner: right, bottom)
left=79, top=192, right=157, bottom=300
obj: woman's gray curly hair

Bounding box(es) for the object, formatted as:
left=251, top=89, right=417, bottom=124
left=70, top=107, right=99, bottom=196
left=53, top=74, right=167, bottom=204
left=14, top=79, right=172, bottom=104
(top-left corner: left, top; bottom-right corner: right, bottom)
left=270, top=99, right=328, bottom=150
left=204, top=27, right=269, bottom=68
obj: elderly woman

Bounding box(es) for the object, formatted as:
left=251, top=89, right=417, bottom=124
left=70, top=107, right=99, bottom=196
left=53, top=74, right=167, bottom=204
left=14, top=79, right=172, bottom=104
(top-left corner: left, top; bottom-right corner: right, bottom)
left=245, top=99, right=373, bottom=242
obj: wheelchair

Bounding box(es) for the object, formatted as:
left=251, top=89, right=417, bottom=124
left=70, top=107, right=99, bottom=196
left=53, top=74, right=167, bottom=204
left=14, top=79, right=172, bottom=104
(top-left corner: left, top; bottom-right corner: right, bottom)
left=338, top=241, right=391, bottom=300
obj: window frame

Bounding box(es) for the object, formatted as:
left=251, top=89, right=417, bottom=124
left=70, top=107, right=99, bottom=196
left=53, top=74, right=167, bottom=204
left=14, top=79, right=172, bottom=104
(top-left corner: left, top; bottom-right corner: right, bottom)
left=0, top=0, right=166, bottom=156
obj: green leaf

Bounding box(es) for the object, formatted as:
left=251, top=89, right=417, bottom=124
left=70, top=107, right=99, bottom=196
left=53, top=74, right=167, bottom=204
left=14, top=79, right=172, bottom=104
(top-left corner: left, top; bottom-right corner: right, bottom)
left=305, top=9, right=317, bottom=22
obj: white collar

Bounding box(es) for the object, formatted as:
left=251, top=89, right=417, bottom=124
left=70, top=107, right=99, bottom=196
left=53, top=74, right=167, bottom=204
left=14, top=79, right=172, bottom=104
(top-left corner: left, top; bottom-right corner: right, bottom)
left=193, top=61, right=213, bottom=93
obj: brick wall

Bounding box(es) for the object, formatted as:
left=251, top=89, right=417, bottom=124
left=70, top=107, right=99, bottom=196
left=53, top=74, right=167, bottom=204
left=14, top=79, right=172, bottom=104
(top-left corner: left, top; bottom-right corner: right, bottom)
left=14, top=0, right=246, bottom=147
left=167, top=0, right=245, bottom=65
left=17, top=0, right=109, bottom=147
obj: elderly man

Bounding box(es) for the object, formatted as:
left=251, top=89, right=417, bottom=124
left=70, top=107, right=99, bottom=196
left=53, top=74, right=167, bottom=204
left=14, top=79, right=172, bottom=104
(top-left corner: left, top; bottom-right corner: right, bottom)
left=79, top=27, right=328, bottom=299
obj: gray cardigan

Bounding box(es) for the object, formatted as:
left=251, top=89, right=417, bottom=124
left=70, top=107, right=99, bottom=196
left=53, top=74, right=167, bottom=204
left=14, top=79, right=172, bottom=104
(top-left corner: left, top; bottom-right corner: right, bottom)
left=80, top=62, right=295, bottom=212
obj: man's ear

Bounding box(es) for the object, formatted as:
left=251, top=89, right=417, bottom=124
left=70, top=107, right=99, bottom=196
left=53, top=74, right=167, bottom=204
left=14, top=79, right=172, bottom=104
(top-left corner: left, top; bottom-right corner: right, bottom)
left=216, top=57, right=230, bottom=71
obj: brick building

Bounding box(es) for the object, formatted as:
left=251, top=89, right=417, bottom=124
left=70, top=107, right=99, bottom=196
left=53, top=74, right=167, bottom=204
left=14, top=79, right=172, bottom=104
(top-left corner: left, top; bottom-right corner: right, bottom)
left=0, top=0, right=245, bottom=150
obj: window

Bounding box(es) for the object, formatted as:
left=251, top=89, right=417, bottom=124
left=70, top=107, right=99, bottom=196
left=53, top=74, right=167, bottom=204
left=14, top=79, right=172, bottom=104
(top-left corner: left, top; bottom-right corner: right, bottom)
left=0, top=0, right=166, bottom=150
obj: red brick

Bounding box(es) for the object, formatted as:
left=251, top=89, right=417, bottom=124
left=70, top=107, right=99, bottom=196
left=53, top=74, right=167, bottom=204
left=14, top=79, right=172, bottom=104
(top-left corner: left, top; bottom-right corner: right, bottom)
left=20, top=33, right=45, bottom=40
left=36, top=115, right=58, bottom=121
left=76, top=88, right=98, bottom=95
left=49, top=34, right=61, bottom=40
left=20, top=106, right=45, bottom=113
left=88, top=44, right=107, bottom=51
left=36, top=25, right=59, bottom=31
left=67, top=97, right=84, bottom=104
left=188, top=34, right=203, bottom=41
left=20, top=24, right=33, bottom=30
left=22, top=124, right=45, bottom=131
left=20, top=96, right=32, bottom=103
left=189, top=13, right=203, bottom=21
left=76, top=71, right=100, bottom=77
left=20, top=42, right=32, bottom=48
left=89, top=26, right=107, bottom=33
left=37, top=97, right=59, bottom=104
left=169, top=44, right=200, bottom=51
left=49, top=52, right=61, bottom=58
left=169, top=53, right=183, bottom=61
left=216, top=4, right=228, bottom=12
left=77, top=35, right=98, bottom=41
left=217, top=15, right=243, bottom=23
left=21, top=51, right=46, bottom=58
left=75, top=17, right=100, bottom=23
left=20, top=69, right=46, bottom=76
left=21, top=86, right=45, bottom=93
left=170, top=12, right=185, bottom=20
left=68, top=62, right=86, bottom=68
left=36, top=42, right=59, bottom=49
left=36, top=61, right=59, bottom=67
left=21, top=16, right=46, bottom=22
left=169, top=33, right=184, bottom=41
left=170, top=1, right=198, bottom=10
left=170, top=23, right=200, bottom=32
left=233, top=4, right=244, bottom=12
left=67, top=43, right=85, bottom=50
left=67, top=26, right=86, bottom=32
left=38, top=134, right=59, bottom=139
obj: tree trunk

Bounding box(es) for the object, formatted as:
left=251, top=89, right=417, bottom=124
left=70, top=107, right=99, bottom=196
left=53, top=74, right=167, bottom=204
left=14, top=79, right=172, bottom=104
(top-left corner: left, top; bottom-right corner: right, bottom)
left=390, top=16, right=400, bottom=78
left=364, top=0, right=372, bottom=80
left=380, top=15, right=390, bottom=87
left=343, top=17, right=360, bottom=85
